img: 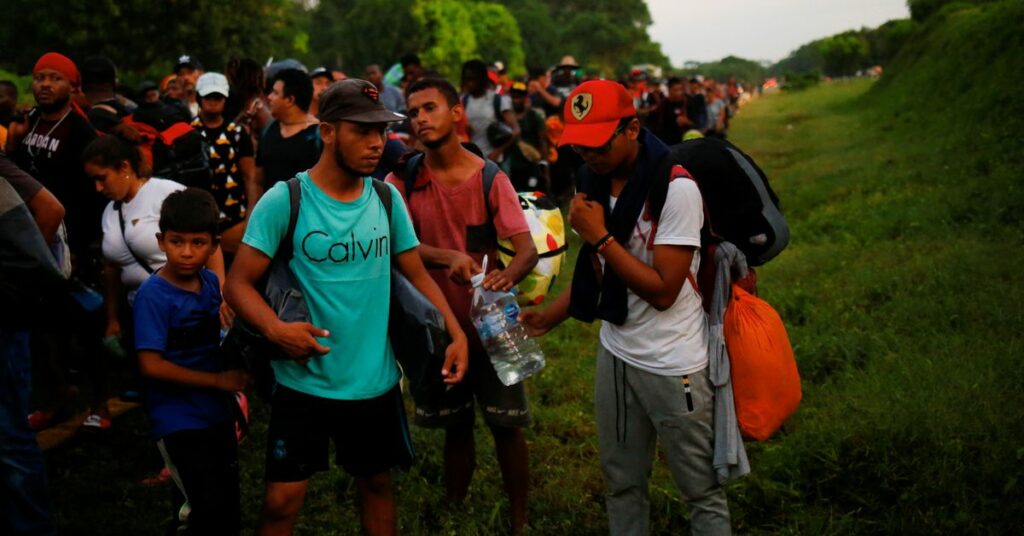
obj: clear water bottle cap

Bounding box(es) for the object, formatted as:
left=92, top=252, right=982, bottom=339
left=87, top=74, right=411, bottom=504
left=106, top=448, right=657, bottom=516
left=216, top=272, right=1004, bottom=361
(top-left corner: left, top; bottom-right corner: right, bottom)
left=471, top=255, right=488, bottom=287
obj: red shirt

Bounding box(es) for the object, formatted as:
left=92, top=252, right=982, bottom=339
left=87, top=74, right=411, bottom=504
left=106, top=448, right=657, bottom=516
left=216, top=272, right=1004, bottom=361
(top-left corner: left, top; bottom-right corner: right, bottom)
left=386, top=162, right=530, bottom=346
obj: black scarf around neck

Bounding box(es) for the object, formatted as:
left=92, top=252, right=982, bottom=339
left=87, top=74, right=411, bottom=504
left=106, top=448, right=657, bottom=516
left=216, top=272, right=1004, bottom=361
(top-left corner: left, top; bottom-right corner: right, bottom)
left=569, top=128, right=670, bottom=325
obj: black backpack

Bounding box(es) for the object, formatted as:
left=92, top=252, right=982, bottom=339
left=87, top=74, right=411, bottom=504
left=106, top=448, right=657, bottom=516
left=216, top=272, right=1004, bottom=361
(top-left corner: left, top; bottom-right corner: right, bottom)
left=221, top=177, right=309, bottom=399
left=648, top=136, right=789, bottom=267
left=124, top=102, right=214, bottom=189
left=371, top=180, right=453, bottom=406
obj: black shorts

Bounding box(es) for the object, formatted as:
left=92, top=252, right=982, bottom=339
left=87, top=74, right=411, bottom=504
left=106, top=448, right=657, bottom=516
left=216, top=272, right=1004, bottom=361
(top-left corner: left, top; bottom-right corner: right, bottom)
left=413, top=348, right=531, bottom=429
left=265, top=384, right=413, bottom=482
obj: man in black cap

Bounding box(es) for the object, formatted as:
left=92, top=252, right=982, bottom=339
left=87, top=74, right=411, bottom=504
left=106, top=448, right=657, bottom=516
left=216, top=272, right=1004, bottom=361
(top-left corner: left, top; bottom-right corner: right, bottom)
left=175, top=54, right=204, bottom=118
left=225, top=79, right=469, bottom=536
left=81, top=56, right=132, bottom=133
left=137, top=81, right=160, bottom=104
left=308, top=66, right=335, bottom=118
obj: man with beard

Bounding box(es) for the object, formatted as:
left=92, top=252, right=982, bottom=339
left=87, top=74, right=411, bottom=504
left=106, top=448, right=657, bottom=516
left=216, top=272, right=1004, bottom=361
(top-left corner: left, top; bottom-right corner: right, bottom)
left=255, top=69, right=320, bottom=193
left=226, top=79, right=469, bottom=536
left=5, top=52, right=106, bottom=433
left=387, top=77, right=537, bottom=534
left=6, top=52, right=100, bottom=260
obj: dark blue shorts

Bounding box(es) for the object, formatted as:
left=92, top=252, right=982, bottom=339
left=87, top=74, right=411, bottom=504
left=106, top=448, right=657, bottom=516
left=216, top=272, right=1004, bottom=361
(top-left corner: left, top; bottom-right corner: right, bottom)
left=264, top=383, right=413, bottom=482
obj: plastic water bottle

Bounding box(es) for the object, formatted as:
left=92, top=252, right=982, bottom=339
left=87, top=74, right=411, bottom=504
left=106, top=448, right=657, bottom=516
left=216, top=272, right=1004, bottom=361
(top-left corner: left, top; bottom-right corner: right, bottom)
left=469, top=256, right=545, bottom=386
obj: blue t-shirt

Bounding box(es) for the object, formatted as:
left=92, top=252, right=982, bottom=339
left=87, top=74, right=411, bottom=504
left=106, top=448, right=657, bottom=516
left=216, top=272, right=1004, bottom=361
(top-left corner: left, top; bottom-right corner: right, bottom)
left=242, top=172, right=419, bottom=400
left=133, top=269, right=234, bottom=439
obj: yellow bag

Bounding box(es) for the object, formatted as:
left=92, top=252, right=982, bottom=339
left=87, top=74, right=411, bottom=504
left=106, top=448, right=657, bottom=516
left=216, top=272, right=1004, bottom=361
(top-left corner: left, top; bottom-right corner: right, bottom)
left=497, top=192, right=567, bottom=306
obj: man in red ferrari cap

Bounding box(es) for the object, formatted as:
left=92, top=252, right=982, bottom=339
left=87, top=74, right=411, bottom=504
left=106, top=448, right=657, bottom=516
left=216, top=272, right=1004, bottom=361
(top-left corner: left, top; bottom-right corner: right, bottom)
left=521, top=79, right=733, bottom=535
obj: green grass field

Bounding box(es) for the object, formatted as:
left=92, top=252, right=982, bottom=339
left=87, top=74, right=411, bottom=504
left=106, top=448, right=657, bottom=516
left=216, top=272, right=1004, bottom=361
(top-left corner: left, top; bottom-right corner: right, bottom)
left=44, top=2, right=1024, bottom=533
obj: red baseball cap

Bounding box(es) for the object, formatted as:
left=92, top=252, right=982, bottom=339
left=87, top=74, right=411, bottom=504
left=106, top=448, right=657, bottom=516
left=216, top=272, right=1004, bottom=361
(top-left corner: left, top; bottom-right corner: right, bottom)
left=559, top=79, right=636, bottom=147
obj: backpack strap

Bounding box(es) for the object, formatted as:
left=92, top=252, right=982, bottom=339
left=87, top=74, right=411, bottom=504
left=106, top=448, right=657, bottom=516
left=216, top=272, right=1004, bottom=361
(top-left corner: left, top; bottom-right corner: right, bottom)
left=402, top=153, right=426, bottom=201
left=492, top=93, right=503, bottom=122
left=115, top=202, right=154, bottom=274
left=370, top=179, right=394, bottom=259
left=480, top=159, right=500, bottom=222
left=279, top=177, right=301, bottom=261
left=371, top=179, right=393, bottom=224
left=645, top=145, right=709, bottom=299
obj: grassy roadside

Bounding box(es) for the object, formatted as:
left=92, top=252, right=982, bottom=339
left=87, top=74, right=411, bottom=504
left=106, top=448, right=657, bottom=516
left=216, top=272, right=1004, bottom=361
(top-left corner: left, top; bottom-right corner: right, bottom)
left=728, top=76, right=1023, bottom=534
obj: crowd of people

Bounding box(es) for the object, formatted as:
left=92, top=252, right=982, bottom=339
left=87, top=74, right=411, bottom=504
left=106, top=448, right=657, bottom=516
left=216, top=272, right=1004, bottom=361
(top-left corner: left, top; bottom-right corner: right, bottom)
left=0, top=48, right=748, bottom=536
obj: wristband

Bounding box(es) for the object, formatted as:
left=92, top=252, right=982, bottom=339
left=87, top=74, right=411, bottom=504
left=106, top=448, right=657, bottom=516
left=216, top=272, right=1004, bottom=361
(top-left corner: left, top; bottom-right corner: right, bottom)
left=596, top=235, right=616, bottom=254
left=593, top=233, right=613, bottom=249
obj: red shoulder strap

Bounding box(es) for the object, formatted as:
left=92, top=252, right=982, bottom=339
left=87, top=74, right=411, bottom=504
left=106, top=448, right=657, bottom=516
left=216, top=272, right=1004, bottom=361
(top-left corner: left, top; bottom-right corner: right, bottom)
left=158, top=122, right=195, bottom=146
left=646, top=164, right=698, bottom=250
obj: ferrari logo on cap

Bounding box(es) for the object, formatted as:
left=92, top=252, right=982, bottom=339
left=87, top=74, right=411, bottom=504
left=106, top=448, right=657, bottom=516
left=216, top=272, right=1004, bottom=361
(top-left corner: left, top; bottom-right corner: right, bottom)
left=362, top=86, right=380, bottom=103
left=571, top=93, right=593, bottom=121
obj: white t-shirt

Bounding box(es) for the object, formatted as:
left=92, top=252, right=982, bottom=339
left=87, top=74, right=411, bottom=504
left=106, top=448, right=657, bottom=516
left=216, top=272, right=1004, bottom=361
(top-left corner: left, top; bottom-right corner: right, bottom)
left=599, top=174, right=708, bottom=376
left=101, top=178, right=186, bottom=290
left=464, top=90, right=512, bottom=156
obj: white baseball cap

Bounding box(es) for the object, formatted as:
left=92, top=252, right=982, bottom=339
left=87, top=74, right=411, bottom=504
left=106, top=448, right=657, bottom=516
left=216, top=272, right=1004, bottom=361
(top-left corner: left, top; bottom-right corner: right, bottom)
left=196, top=72, right=230, bottom=98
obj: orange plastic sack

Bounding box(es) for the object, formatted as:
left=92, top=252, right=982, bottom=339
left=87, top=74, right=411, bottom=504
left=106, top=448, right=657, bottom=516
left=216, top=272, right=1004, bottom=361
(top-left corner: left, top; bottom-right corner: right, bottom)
left=724, top=285, right=801, bottom=441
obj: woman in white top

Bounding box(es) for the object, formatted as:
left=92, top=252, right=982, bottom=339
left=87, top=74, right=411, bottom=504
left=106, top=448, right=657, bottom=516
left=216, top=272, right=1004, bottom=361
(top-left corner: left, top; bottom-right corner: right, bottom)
left=81, top=125, right=229, bottom=426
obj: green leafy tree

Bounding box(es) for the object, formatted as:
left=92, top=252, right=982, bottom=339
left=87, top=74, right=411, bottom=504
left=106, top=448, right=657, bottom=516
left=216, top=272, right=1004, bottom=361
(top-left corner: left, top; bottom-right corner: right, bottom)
left=678, top=55, right=768, bottom=84
left=819, top=33, right=872, bottom=76
left=907, top=0, right=998, bottom=21
left=866, top=19, right=919, bottom=65
left=412, top=0, right=478, bottom=82
left=503, top=0, right=561, bottom=69
left=467, top=3, right=527, bottom=77
left=0, top=0, right=307, bottom=81
left=308, top=0, right=421, bottom=74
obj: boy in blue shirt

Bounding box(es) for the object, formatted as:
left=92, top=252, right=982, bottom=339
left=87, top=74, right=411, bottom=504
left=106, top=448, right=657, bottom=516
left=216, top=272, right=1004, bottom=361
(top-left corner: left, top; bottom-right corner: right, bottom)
left=133, top=187, right=248, bottom=535
left=226, top=79, right=469, bottom=536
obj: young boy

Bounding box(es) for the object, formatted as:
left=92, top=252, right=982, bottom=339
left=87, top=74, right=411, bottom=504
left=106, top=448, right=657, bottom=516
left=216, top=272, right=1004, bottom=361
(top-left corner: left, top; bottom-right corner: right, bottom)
left=133, top=187, right=248, bottom=535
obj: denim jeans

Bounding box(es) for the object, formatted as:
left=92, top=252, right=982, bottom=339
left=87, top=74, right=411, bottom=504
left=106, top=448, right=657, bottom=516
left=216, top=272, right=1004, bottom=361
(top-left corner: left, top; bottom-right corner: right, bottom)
left=595, top=345, right=731, bottom=536
left=0, top=329, right=56, bottom=536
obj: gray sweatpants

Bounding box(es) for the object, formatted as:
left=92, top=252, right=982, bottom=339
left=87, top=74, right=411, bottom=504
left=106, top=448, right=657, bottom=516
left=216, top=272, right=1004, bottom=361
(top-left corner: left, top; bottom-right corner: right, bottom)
left=595, top=345, right=731, bottom=536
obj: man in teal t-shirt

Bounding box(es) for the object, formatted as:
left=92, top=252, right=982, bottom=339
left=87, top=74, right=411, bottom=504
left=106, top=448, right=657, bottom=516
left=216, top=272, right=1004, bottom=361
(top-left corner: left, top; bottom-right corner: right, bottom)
left=225, top=79, right=469, bottom=536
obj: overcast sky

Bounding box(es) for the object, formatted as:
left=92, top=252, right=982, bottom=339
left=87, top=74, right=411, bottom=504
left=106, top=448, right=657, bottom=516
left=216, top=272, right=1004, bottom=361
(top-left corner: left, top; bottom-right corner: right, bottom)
left=647, top=0, right=910, bottom=65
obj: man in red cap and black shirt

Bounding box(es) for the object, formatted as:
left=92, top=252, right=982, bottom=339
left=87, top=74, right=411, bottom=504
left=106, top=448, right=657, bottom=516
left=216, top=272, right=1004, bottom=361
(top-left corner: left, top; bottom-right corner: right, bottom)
left=6, top=52, right=101, bottom=260
left=520, top=79, right=733, bottom=535
left=6, top=53, right=108, bottom=435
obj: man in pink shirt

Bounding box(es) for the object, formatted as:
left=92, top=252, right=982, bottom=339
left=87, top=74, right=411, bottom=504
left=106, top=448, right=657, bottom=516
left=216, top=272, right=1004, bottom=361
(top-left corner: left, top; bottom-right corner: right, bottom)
left=386, top=77, right=538, bottom=534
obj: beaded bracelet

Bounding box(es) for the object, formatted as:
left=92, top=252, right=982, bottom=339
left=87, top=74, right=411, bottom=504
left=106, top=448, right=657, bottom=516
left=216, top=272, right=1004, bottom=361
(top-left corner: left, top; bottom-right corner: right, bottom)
left=596, top=235, right=616, bottom=254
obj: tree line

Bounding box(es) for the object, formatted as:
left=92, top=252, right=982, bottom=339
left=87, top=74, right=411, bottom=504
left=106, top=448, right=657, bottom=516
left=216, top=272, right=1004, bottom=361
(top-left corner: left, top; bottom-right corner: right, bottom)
left=0, top=0, right=667, bottom=83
